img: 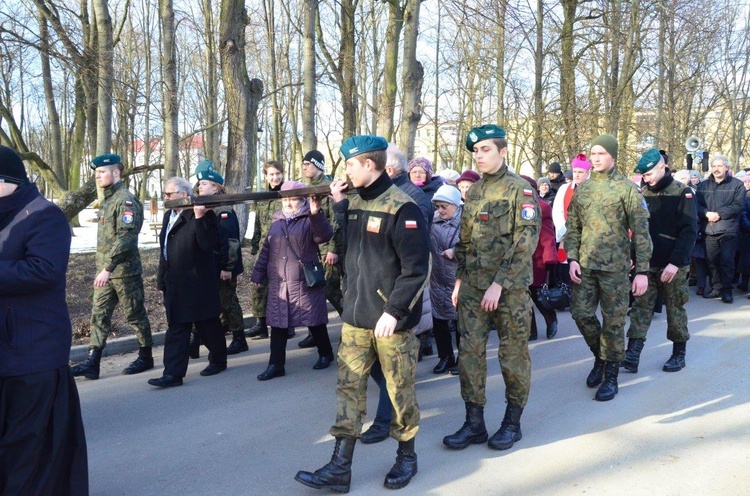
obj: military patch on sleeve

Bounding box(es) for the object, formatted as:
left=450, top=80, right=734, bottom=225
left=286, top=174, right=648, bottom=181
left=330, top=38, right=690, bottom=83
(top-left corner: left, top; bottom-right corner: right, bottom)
left=521, top=203, right=536, bottom=220
left=404, top=220, right=418, bottom=229
left=641, top=198, right=648, bottom=211
left=123, top=211, right=134, bottom=224
left=685, top=193, right=693, bottom=199
left=523, top=189, right=533, bottom=196
left=221, top=212, right=229, bottom=219
left=367, top=216, right=382, bottom=233
left=124, top=200, right=133, bottom=206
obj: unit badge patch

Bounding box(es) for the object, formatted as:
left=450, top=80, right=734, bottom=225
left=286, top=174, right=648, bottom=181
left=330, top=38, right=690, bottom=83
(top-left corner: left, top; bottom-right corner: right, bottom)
left=123, top=211, right=134, bottom=224
left=521, top=203, right=536, bottom=220
left=367, top=216, right=382, bottom=233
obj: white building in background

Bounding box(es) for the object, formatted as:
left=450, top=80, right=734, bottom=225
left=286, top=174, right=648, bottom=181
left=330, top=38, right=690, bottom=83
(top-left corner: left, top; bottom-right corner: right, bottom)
left=412, top=123, right=461, bottom=172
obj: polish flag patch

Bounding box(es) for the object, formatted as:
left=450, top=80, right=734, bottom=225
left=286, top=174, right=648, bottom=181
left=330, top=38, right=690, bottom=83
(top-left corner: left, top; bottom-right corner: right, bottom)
left=405, top=220, right=418, bottom=229
left=221, top=212, right=229, bottom=219
left=685, top=193, right=693, bottom=199
left=523, top=189, right=533, bottom=196
left=125, top=200, right=133, bottom=206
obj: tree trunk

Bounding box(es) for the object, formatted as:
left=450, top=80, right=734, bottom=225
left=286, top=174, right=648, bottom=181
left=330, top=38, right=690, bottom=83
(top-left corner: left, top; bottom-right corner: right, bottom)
left=37, top=10, right=65, bottom=191
left=397, top=0, right=422, bottom=157
left=376, top=1, right=404, bottom=141
left=160, top=0, right=179, bottom=179
left=560, top=0, right=579, bottom=158
left=532, top=0, right=544, bottom=177
left=202, top=0, right=221, bottom=165
left=92, top=0, right=113, bottom=154
left=302, top=0, right=318, bottom=152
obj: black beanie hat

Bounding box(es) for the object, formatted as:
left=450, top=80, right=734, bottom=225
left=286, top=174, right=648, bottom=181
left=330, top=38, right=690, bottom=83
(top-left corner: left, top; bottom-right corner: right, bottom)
left=303, top=150, right=325, bottom=171
left=0, top=145, right=29, bottom=185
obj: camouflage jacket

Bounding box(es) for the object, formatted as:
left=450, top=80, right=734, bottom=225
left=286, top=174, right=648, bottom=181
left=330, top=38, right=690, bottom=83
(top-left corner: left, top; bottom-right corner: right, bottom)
left=96, top=181, right=143, bottom=277
left=566, top=166, right=652, bottom=274
left=301, top=172, right=343, bottom=257
left=456, top=165, right=540, bottom=291
left=250, top=183, right=283, bottom=256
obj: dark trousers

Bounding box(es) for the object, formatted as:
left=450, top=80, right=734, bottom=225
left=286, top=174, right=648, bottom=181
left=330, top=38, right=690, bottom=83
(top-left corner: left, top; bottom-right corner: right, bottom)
left=433, top=318, right=459, bottom=359
left=705, top=233, right=738, bottom=291
left=164, top=317, right=227, bottom=377
left=0, top=367, right=89, bottom=496
left=269, top=324, right=333, bottom=365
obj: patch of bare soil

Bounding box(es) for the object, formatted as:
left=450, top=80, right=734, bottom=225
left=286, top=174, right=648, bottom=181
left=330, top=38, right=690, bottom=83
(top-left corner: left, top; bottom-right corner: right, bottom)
left=67, top=248, right=255, bottom=345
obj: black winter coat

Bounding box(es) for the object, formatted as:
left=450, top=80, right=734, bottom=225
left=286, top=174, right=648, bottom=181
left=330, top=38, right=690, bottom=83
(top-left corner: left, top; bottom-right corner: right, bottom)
left=0, top=184, right=72, bottom=377
left=158, top=208, right=221, bottom=324
left=696, top=175, right=745, bottom=235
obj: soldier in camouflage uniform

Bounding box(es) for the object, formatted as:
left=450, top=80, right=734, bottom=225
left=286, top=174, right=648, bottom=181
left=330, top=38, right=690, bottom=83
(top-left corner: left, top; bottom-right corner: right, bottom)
left=247, top=161, right=285, bottom=340
left=624, top=149, right=697, bottom=373
left=566, top=135, right=652, bottom=401
left=195, top=161, right=247, bottom=355
left=297, top=150, right=344, bottom=349
left=443, top=124, right=540, bottom=453
left=295, top=135, right=429, bottom=492
left=71, top=154, right=153, bottom=380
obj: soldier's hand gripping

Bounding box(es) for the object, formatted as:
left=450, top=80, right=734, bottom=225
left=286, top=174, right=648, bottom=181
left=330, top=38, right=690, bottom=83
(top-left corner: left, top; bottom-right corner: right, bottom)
left=374, top=312, right=397, bottom=338
left=632, top=274, right=649, bottom=297
left=569, top=261, right=582, bottom=284
left=660, top=263, right=678, bottom=283
left=94, top=269, right=111, bottom=288
left=481, top=282, right=503, bottom=312
left=330, top=181, right=348, bottom=203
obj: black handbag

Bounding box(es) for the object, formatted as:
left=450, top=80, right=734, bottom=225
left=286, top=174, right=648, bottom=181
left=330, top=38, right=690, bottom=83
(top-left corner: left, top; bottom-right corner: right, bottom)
left=282, top=224, right=326, bottom=288
left=536, top=268, right=571, bottom=311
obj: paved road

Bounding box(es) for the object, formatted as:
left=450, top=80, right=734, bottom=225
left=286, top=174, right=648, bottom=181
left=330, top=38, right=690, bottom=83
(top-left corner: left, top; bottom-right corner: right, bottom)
left=78, top=292, right=750, bottom=495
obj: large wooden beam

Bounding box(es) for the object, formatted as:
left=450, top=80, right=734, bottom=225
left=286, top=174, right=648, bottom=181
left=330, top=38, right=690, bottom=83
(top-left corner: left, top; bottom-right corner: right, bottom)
left=163, top=184, right=345, bottom=209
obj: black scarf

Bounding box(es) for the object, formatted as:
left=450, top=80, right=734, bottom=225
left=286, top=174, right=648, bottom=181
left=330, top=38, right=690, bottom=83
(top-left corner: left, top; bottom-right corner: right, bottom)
left=0, top=182, right=38, bottom=232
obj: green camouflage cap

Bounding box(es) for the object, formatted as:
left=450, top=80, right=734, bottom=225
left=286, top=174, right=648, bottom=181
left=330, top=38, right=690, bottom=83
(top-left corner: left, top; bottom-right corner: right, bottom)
left=340, top=135, right=388, bottom=160
left=633, top=148, right=663, bottom=174
left=465, top=124, right=507, bottom=152
left=90, top=153, right=121, bottom=170
left=196, top=168, right=224, bottom=185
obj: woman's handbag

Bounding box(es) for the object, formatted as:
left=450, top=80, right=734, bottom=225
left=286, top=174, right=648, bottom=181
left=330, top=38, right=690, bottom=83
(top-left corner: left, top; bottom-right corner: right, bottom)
left=281, top=224, right=326, bottom=288
left=536, top=267, right=571, bottom=311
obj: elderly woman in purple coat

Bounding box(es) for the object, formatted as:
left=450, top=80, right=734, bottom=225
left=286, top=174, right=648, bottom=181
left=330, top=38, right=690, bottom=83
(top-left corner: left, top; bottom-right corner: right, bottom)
left=251, top=181, right=334, bottom=380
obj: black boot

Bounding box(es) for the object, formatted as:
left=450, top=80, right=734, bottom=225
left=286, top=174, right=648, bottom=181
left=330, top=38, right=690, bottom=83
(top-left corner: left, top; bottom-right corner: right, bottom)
left=663, top=342, right=686, bottom=372
left=595, top=361, right=619, bottom=401
left=257, top=364, right=285, bottom=381
left=443, top=402, right=489, bottom=449
left=360, top=417, right=390, bottom=444
left=247, top=317, right=268, bottom=339
left=295, top=437, right=355, bottom=493
left=621, top=338, right=645, bottom=373
left=432, top=355, right=455, bottom=374
left=586, top=347, right=605, bottom=388
left=226, top=330, right=249, bottom=355
left=529, top=312, right=538, bottom=341
left=544, top=314, right=558, bottom=339
left=122, top=347, right=154, bottom=375
left=487, top=403, right=523, bottom=450
left=189, top=330, right=200, bottom=359
left=71, top=348, right=103, bottom=380
left=384, top=438, right=418, bottom=489
left=298, top=332, right=316, bottom=348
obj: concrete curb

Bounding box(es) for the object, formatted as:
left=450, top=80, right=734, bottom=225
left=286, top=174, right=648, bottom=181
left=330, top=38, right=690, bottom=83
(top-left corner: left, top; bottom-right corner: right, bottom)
left=69, top=315, right=259, bottom=362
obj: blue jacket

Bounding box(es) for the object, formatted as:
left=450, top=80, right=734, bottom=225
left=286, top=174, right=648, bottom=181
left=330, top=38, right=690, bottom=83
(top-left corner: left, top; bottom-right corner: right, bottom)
left=0, top=184, right=72, bottom=377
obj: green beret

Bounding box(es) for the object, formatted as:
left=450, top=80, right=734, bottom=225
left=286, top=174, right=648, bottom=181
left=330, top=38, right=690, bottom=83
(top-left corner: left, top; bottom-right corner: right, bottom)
left=196, top=168, right=224, bottom=185
left=340, top=135, right=388, bottom=160
left=634, top=148, right=663, bottom=174
left=90, top=153, right=121, bottom=170
left=465, top=124, right=507, bottom=152
left=195, top=160, right=214, bottom=175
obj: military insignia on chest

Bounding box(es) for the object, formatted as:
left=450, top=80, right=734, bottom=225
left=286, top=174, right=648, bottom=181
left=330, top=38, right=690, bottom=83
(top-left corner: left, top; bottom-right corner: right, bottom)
left=521, top=203, right=536, bottom=220
left=348, top=213, right=358, bottom=221
left=479, top=211, right=489, bottom=222
left=123, top=211, right=134, bottom=224
left=367, top=216, right=382, bottom=233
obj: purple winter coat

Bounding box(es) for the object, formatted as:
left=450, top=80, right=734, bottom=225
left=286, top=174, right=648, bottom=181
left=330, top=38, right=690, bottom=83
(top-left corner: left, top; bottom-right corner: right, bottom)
left=251, top=202, right=333, bottom=328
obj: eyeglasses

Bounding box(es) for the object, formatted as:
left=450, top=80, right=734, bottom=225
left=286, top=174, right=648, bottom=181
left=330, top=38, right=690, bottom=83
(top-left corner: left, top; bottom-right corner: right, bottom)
left=163, top=191, right=180, bottom=198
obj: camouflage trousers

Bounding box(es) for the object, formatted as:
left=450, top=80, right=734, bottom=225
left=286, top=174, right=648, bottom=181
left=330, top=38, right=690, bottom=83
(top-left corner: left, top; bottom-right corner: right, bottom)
left=628, top=266, right=690, bottom=343
left=330, top=323, right=419, bottom=442
left=219, top=276, right=244, bottom=332
left=89, top=275, right=152, bottom=349
left=325, top=263, right=344, bottom=316
left=457, top=284, right=532, bottom=408
left=251, top=278, right=268, bottom=319
left=570, top=268, right=630, bottom=362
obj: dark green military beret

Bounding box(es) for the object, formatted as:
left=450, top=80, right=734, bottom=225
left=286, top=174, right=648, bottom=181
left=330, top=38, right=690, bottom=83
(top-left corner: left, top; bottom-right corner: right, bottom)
left=340, top=135, right=388, bottom=160
left=90, top=153, right=121, bottom=170
left=634, top=148, right=663, bottom=174
left=196, top=168, right=224, bottom=185
left=465, top=124, right=507, bottom=152
left=195, top=160, right=214, bottom=175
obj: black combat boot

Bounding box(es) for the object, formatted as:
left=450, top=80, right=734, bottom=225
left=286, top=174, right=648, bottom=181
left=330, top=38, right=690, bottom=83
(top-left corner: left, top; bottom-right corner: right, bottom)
left=247, top=317, right=268, bottom=339
left=360, top=416, right=390, bottom=444
left=487, top=403, right=523, bottom=450
left=122, top=347, right=154, bottom=375
left=189, top=330, right=200, bottom=359
left=298, top=331, right=316, bottom=348
left=443, top=402, right=489, bottom=449
left=621, top=338, right=645, bottom=373
left=226, top=330, right=249, bottom=355
left=384, top=438, right=418, bottom=489
left=295, top=437, right=356, bottom=493
left=586, top=346, right=605, bottom=388
left=663, top=342, right=686, bottom=372
left=71, top=348, right=103, bottom=380
left=595, top=361, right=620, bottom=401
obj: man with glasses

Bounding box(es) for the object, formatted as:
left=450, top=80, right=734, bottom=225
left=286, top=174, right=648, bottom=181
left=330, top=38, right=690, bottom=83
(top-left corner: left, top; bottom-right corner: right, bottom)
left=696, top=154, right=746, bottom=303
left=296, top=150, right=344, bottom=349
left=71, top=154, right=154, bottom=380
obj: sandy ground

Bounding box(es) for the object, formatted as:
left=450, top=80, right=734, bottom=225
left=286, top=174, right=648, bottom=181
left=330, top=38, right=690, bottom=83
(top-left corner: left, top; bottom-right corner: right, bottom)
left=77, top=293, right=750, bottom=496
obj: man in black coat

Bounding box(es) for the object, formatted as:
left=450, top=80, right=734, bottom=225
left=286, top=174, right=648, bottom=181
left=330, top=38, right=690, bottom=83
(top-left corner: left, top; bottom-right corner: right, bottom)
left=0, top=145, right=88, bottom=495
left=696, top=154, right=746, bottom=303
left=148, top=177, right=228, bottom=388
